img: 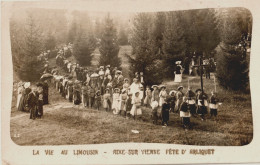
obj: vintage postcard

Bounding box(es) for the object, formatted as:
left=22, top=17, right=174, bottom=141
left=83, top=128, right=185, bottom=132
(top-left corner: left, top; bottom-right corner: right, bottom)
left=1, top=0, right=260, bottom=164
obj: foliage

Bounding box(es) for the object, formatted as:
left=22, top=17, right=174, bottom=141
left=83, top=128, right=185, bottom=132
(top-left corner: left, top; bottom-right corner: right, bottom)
left=99, top=14, right=121, bottom=68
left=128, top=13, right=164, bottom=85
left=162, top=11, right=186, bottom=77
left=216, top=8, right=251, bottom=91
left=118, top=27, right=128, bottom=45
left=10, top=12, right=44, bottom=81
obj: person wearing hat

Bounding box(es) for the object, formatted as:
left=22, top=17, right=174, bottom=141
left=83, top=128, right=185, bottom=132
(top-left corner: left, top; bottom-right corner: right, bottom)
left=129, top=78, right=141, bottom=96
left=105, top=65, right=111, bottom=76
left=99, top=66, right=105, bottom=77
left=36, top=82, right=44, bottom=118
left=117, top=71, right=124, bottom=90
left=151, top=85, right=160, bottom=124
left=144, top=86, right=152, bottom=107
left=23, top=82, right=32, bottom=112
left=161, top=98, right=171, bottom=126
left=73, top=80, right=82, bottom=105
left=125, top=93, right=133, bottom=118
left=180, top=97, right=191, bottom=129
left=42, top=80, right=49, bottom=105
left=159, top=85, right=167, bottom=107
left=123, top=78, right=130, bottom=91
left=112, top=88, right=120, bottom=114
left=139, top=85, right=144, bottom=103
left=95, top=90, right=102, bottom=110
left=119, top=88, right=128, bottom=116
left=175, top=86, right=184, bottom=113
left=17, top=82, right=26, bottom=111
left=186, top=87, right=196, bottom=116
left=174, top=62, right=183, bottom=83
left=103, top=88, right=112, bottom=111
left=26, top=86, right=39, bottom=120
left=130, top=91, right=142, bottom=119
left=88, top=84, right=96, bottom=108
left=81, top=82, right=89, bottom=108
left=209, top=91, right=219, bottom=120
left=196, top=89, right=208, bottom=121
left=111, top=67, right=118, bottom=79
left=17, top=82, right=24, bottom=109
left=168, top=90, right=177, bottom=113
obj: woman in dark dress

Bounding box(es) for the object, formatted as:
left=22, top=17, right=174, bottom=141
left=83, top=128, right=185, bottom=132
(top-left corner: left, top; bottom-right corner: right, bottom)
left=42, top=80, right=49, bottom=105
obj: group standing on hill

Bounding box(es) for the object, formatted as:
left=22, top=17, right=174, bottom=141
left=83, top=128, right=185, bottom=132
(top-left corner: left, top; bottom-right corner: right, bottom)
left=16, top=44, right=221, bottom=130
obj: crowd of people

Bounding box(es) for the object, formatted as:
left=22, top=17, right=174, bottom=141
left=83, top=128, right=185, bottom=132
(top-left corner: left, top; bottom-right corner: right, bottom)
left=16, top=45, right=221, bottom=130
left=16, top=81, right=49, bottom=120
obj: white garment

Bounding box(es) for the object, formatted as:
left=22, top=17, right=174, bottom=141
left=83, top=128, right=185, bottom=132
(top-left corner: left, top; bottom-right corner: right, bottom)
left=130, top=96, right=142, bottom=116
left=17, top=86, right=23, bottom=108
left=209, top=103, right=218, bottom=109
left=174, top=74, right=182, bottom=82
left=129, top=82, right=141, bottom=95
left=180, top=111, right=191, bottom=117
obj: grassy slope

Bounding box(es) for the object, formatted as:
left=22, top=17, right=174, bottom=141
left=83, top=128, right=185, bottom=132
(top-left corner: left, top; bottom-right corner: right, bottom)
left=10, top=45, right=253, bottom=146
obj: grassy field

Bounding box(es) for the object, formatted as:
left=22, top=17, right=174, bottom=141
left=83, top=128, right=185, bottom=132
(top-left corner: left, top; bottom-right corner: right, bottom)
left=10, top=45, right=253, bottom=146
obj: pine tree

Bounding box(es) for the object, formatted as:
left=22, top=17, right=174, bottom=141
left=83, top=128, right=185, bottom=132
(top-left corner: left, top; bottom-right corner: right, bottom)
left=216, top=8, right=250, bottom=91
left=99, top=14, right=121, bottom=68
left=149, top=12, right=166, bottom=59
left=162, top=11, right=186, bottom=77
left=180, top=9, right=220, bottom=57
left=11, top=13, right=44, bottom=81
left=128, top=13, right=163, bottom=86
left=73, top=28, right=96, bottom=66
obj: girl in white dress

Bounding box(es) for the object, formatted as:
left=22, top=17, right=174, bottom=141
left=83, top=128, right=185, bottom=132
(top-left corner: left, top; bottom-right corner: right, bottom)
left=159, top=85, right=167, bottom=107
left=130, top=92, right=142, bottom=119
left=112, top=88, right=120, bottom=114
left=119, top=89, right=128, bottom=116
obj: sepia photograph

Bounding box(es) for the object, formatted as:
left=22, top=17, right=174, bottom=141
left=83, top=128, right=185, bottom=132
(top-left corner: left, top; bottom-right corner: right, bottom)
left=8, top=4, right=253, bottom=147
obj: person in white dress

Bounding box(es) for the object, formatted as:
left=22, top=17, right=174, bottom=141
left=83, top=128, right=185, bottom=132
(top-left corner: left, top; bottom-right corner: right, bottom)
left=112, top=88, right=120, bottom=114
left=129, top=78, right=141, bottom=96
left=17, top=82, right=24, bottom=108
left=174, top=61, right=183, bottom=83
left=159, top=85, right=167, bottom=107
left=119, top=88, right=128, bottom=116
left=130, top=91, right=142, bottom=119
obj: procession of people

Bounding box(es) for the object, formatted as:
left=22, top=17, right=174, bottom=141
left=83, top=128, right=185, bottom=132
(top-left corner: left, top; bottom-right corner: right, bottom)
left=16, top=44, right=221, bottom=130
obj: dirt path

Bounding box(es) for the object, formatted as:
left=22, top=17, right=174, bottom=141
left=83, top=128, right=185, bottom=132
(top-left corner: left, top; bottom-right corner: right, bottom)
left=11, top=99, right=76, bottom=121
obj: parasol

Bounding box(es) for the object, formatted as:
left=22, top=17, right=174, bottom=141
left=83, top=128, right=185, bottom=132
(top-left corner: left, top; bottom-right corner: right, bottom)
left=40, top=73, right=53, bottom=81
left=90, top=73, right=99, bottom=78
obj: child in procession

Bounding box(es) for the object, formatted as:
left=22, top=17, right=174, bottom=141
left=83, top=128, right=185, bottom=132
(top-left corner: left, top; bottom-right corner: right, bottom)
left=36, top=83, right=44, bottom=118
left=125, top=93, right=133, bottom=118
left=130, top=91, right=142, bottom=120
left=112, top=88, right=120, bottom=114
left=209, top=91, right=219, bottom=120
left=196, top=89, right=208, bottom=121
left=151, top=85, right=160, bottom=124
left=161, top=98, right=171, bottom=126
left=144, top=86, right=152, bottom=107
left=103, top=88, right=112, bottom=111
left=180, top=97, right=191, bottom=129
left=95, top=90, right=102, bottom=110
left=119, top=88, right=128, bottom=116
left=186, top=87, right=196, bottom=117
left=168, top=90, right=176, bottom=113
